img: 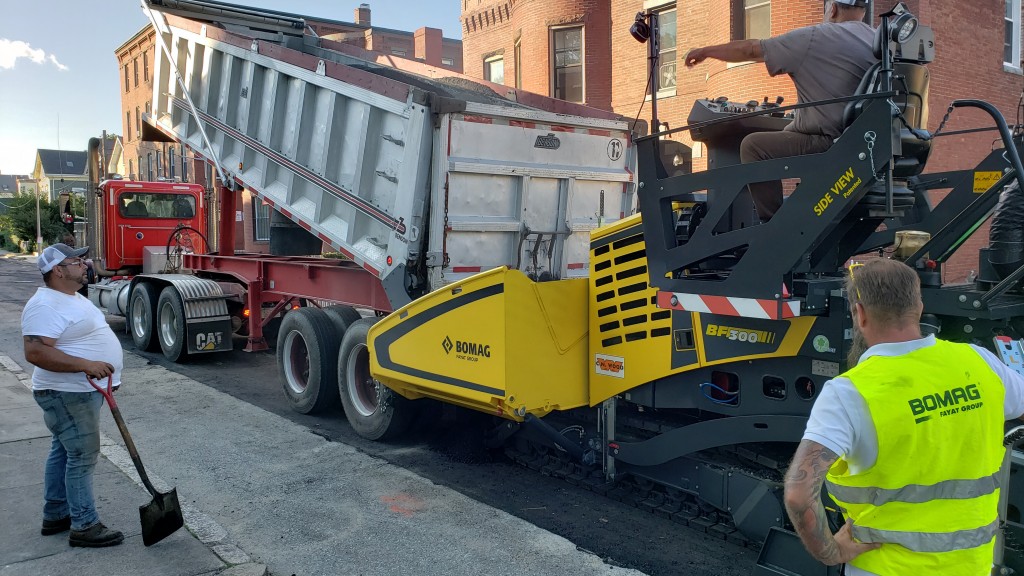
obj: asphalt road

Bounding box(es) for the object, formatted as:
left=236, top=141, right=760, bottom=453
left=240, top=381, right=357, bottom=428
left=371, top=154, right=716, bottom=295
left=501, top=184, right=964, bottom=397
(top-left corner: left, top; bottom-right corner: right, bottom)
left=0, top=255, right=755, bottom=576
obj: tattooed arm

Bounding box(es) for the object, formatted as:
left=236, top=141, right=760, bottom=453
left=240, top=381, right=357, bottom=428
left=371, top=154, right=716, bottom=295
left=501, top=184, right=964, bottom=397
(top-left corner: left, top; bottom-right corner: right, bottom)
left=23, top=335, right=114, bottom=378
left=783, top=439, right=879, bottom=565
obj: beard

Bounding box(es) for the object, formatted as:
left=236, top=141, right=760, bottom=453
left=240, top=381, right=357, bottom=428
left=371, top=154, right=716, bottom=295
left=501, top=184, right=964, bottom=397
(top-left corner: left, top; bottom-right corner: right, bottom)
left=847, top=325, right=868, bottom=368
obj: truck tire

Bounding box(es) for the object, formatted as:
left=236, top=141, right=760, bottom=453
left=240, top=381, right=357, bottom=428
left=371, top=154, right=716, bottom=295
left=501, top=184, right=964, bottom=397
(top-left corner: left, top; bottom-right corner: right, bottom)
left=277, top=308, right=341, bottom=414
left=338, top=318, right=416, bottom=440
left=157, top=287, right=189, bottom=362
left=323, top=305, right=362, bottom=335
left=129, top=283, right=160, bottom=352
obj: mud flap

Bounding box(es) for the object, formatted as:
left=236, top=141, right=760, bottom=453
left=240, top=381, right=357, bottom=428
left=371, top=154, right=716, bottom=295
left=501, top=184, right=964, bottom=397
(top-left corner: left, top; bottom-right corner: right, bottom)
left=186, top=317, right=233, bottom=354
left=752, top=527, right=839, bottom=576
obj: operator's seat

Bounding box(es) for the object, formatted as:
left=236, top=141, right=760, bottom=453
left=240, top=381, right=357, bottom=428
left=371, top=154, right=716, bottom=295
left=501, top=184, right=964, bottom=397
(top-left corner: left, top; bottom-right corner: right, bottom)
left=841, top=23, right=932, bottom=210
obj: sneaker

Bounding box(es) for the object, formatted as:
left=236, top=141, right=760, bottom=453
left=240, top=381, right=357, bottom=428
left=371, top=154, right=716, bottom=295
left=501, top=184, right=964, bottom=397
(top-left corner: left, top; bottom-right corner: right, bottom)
left=68, top=523, right=124, bottom=547
left=41, top=516, right=71, bottom=536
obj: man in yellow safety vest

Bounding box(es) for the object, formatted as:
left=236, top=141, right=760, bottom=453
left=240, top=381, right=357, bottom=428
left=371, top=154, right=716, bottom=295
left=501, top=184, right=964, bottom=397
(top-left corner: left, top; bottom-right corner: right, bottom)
left=784, top=258, right=1024, bottom=575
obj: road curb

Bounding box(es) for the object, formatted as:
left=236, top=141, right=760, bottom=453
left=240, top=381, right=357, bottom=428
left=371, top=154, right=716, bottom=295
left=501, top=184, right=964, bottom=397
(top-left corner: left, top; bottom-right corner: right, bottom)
left=0, top=353, right=265, bottom=575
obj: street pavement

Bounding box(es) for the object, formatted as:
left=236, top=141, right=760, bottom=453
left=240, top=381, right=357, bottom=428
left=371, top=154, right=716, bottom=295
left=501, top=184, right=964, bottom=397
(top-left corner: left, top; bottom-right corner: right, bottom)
left=0, top=251, right=649, bottom=576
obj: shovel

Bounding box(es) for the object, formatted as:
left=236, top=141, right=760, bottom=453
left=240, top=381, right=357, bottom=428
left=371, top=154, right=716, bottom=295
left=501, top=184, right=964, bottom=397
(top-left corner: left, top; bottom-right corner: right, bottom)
left=88, top=375, right=184, bottom=546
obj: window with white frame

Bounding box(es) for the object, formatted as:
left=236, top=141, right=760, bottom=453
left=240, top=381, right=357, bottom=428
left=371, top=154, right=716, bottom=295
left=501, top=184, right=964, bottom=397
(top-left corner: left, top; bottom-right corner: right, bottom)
left=733, top=0, right=770, bottom=40
left=253, top=198, right=270, bottom=241
left=484, top=55, right=505, bottom=84
left=1007, top=0, right=1021, bottom=68
left=552, top=27, right=583, bottom=102
left=655, top=7, right=677, bottom=93
left=442, top=57, right=455, bottom=66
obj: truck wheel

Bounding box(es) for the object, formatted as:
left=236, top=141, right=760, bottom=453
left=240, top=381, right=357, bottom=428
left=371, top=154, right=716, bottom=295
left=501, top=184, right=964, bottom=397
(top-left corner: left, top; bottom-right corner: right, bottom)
left=338, top=318, right=416, bottom=440
left=156, top=287, right=189, bottom=362
left=323, top=305, right=362, bottom=335
left=130, top=283, right=160, bottom=352
left=277, top=308, right=341, bottom=414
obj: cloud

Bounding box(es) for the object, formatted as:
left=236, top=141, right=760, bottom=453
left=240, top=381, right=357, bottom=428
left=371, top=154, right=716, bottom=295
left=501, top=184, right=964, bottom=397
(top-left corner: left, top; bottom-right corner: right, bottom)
left=0, top=39, right=68, bottom=71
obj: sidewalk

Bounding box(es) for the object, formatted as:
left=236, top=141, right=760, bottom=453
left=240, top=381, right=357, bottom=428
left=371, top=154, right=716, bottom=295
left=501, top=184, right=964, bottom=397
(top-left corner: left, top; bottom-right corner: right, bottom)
left=0, top=347, right=650, bottom=576
left=0, top=358, right=267, bottom=576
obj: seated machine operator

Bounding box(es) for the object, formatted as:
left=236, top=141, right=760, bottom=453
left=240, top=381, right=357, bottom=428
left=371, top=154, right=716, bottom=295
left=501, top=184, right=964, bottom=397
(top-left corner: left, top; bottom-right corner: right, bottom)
left=684, top=0, right=877, bottom=222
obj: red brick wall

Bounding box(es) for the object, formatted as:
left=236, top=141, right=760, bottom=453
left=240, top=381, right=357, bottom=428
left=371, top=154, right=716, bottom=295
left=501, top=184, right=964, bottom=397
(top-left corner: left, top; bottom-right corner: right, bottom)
left=465, top=0, right=1024, bottom=281
left=462, top=0, right=613, bottom=110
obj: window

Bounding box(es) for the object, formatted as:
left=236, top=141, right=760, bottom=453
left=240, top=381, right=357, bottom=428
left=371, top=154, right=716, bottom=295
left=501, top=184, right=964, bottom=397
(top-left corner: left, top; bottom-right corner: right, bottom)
left=135, top=107, right=141, bottom=137
left=441, top=57, right=455, bottom=66
left=156, top=150, right=163, bottom=179
left=1007, top=0, right=1021, bottom=68
left=514, top=38, right=522, bottom=89
left=655, top=8, right=677, bottom=93
left=126, top=112, right=132, bottom=141
left=129, top=160, right=134, bottom=179
left=552, top=27, right=583, bottom=102
left=147, top=153, right=153, bottom=181
left=145, top=101, right=151, bottom=118
left=133, top=58, right=139, bottom=87
left=733, top=0, right=771, bottom=40
left=118, top=192, right=195, bottom=219
left=484, top=55, right=504, bottom=84
left=138, top=156, right=144, bottom=180
left=253, top=198, right=271, bottom=241
left=124, top=64, right=130, bottom=92
left=391, top=49, right=407, bottom=56
left=169, top=147, right=176, bottom=180
left=143, top=51, right=149, bottom=82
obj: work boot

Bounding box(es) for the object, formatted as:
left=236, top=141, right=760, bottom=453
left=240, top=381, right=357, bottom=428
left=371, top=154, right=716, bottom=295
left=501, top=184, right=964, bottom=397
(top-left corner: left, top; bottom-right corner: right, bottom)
left=68, top=523, right=124, bottom=547
left=40, top=516, right=71, bottom=536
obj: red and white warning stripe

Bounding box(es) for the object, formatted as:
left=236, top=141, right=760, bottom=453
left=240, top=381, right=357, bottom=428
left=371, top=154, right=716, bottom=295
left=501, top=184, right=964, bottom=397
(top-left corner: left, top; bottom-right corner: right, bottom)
left=657, top=291, right=801, bottom=320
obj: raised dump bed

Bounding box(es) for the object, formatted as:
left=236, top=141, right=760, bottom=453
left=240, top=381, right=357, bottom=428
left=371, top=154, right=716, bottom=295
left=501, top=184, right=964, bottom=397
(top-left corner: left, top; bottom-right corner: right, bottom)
left=146, top=6, right=636, bottom=308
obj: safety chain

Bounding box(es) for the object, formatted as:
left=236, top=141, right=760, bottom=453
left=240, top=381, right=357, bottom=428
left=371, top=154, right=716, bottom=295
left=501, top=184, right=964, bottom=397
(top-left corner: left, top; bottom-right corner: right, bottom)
left=891, top=100, right=954, bottom=142
left=864, top=131, right=878, bottom=175
left=932, top=104, right=956, bottom=138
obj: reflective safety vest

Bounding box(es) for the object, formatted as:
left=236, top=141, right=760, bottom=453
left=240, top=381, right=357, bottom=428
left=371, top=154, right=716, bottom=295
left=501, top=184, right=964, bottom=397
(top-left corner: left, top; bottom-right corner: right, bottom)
left=825, top=339, right=1005, bottom=576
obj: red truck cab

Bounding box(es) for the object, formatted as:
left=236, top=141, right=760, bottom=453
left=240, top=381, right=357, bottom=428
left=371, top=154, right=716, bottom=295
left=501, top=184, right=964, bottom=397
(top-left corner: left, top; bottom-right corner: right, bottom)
left=98, top=180, right=206, bottom=271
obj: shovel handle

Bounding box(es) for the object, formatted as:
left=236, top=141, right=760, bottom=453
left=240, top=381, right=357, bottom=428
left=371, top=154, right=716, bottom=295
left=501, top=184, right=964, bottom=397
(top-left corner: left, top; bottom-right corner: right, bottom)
left=86, top=375, right=160, bottom=498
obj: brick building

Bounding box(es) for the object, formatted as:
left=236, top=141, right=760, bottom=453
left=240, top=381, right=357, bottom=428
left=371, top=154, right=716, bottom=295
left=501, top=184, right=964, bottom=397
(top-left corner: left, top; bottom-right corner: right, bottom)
left=116, top=3, right=463, bottom=254
left=461, top=0, right=1024, bottom=280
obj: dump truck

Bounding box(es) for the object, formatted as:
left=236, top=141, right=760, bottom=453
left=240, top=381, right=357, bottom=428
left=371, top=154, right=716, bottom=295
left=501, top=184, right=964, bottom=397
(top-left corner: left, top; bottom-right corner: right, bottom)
left=97, top=1, right=1024, bottom=574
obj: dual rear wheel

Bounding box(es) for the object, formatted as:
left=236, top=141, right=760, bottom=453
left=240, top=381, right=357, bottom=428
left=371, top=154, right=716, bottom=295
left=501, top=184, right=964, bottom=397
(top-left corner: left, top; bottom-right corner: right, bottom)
left=275, top=305, right=415, bottom=439
left=130, top=283, right=188, bottom=362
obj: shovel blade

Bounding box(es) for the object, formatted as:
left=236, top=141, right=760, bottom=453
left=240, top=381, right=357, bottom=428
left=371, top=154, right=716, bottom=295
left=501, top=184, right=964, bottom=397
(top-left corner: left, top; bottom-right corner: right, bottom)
left=139, top=488, right=184, bottom=547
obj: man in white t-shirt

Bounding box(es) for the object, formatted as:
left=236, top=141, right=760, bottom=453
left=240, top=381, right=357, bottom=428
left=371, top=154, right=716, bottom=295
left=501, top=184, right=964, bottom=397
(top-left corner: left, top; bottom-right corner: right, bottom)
left=22, top=243, right=125, bottom=547
left=784, top=259, right=1024, bottom=574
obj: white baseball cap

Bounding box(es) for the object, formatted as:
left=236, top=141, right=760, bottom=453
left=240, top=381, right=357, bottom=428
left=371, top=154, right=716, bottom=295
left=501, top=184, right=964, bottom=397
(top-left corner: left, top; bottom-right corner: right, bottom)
left=38, top=243, right=89, bottom=274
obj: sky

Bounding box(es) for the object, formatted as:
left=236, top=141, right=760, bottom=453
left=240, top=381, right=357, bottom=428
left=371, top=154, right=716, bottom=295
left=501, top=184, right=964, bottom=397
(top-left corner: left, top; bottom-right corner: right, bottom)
left=0, top=0, right=463, bottom=176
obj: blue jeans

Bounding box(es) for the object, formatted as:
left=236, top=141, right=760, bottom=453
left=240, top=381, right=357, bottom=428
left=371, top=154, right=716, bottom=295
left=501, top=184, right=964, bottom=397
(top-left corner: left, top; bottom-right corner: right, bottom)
left=33, top=389, right=104, bottom=531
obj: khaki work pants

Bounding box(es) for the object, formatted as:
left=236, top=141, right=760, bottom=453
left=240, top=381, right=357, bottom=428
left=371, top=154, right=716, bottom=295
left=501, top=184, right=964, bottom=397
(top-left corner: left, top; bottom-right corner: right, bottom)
left=740, top=130, right=834, bottom=221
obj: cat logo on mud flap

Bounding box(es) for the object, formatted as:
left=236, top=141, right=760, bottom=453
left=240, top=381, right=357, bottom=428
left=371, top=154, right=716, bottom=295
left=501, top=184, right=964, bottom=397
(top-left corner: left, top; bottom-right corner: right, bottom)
left=595, top=354, right=625, bottom=379
left=196, top=332, right=223, bottom=351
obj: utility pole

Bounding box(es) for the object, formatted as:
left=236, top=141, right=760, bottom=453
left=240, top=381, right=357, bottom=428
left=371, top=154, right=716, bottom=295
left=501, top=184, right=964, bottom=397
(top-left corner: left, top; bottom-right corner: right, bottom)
left=35, top=188, right=42, bottom=253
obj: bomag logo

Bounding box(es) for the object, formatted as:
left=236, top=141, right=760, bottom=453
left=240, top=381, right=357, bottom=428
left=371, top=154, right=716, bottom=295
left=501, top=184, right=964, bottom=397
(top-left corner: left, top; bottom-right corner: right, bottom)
left=908, top=383, right=983, bottom=424
left=705, top=324, right=776, bottom=344
left=442, top=336, right=491, bottom=363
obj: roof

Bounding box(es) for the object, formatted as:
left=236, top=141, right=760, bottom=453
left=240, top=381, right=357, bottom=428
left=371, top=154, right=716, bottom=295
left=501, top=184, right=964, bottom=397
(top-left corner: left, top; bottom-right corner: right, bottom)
left=0, top=175, right=17, bottom=193
left=36, top=149, right=88, bottom=176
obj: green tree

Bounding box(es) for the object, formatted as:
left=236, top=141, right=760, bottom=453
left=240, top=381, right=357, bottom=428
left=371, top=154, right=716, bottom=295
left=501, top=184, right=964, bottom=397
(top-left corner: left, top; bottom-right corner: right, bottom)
left=1, top=194, right=67, bottom=251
